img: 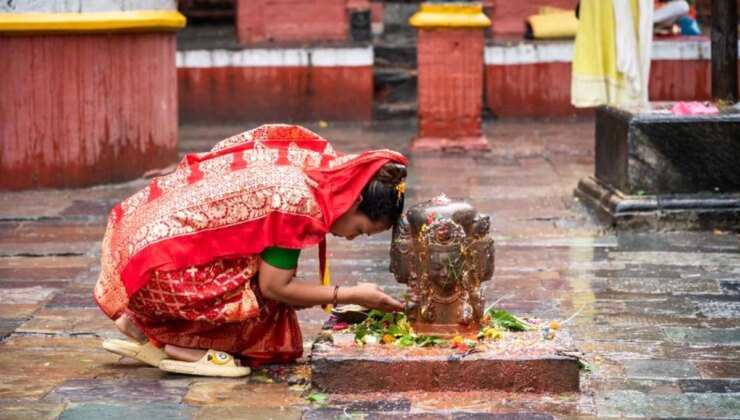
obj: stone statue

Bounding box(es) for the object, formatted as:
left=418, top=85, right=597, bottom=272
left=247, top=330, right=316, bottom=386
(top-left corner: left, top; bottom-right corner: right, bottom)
left=390, top=195, right=495, bottom=336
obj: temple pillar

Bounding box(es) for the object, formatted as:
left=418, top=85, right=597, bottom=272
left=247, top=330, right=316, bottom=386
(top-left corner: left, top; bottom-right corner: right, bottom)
left=0, top=1, right=185, bottom=190
left=409, top=2, right=491, bottom=152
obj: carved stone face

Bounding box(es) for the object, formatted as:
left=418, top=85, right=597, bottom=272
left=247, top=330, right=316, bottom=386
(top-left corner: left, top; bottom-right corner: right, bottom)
left=471, top=214, right=490, bottom=238
left=471, top=237, right=494, bottom=283
left=426, top=244, right=461, bottom=294
left=389, top=216, right=413, bottom=284
left=423, top=219, right=465, bottom=296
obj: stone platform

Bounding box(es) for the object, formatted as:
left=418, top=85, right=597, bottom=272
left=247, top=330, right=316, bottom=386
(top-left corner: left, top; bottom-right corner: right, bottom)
left=575, top=103, right=740, bottom=230
left=311, top=329, right=581, bottom=394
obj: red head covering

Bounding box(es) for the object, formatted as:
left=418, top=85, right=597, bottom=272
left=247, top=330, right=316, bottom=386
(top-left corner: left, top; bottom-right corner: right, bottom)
left=94, top=125, right=407, bottom=319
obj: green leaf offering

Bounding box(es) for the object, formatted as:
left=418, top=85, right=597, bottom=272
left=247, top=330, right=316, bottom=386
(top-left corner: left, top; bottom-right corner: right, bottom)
left=349, top=310, right=442, bottom=348
left=305, top=392, right=328, bottom=404
left=486, top=309, right=530, bottom=331
left=396, top=335, right=415, bottom=347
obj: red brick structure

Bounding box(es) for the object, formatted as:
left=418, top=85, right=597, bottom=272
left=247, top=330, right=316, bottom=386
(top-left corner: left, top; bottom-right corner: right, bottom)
left=0, top=8, right=185, bottom=190
left=177, top=47, right=373, bottom=122
left=410, top=3, right=491, bottom=151
left=236, top=0, right=369, bottom=44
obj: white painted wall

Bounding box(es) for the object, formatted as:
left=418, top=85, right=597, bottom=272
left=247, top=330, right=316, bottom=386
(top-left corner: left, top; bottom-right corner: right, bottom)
left=0, top=0, right=176, bottom=13
left=484, top=40, right=738, bottom=65
left=177, top=47, right=375, bottom=68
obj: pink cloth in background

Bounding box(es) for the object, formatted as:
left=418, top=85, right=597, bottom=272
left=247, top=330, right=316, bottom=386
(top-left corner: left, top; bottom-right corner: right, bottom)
left=671, top=101, right=720, bottom=115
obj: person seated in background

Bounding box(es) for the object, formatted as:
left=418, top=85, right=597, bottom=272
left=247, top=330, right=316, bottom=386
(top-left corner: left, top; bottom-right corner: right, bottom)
left=653, top=0, right=701, bottom=35
left=574, top=1, right=701, bottom=36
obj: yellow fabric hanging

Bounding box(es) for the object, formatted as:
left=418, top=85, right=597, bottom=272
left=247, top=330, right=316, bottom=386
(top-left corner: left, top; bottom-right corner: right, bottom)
left=571, top=0, right=652, bottom=107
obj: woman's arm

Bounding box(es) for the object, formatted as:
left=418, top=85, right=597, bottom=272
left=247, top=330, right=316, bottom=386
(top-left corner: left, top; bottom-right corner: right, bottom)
left=258, top=260, right=404, bottom=312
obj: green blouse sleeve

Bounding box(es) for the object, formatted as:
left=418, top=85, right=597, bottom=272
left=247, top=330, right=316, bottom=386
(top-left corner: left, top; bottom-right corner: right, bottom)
left=261, top=247, right=301, bottom=270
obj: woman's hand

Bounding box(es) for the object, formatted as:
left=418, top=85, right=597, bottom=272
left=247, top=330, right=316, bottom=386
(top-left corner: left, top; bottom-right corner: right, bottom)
left=259, top=260, right=403, bottom=312
left=343, top=283, right=404, bottom=313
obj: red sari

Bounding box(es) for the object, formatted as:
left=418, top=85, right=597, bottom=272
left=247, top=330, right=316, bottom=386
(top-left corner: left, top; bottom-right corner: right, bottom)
left=94, top=125, right=407, bottom=366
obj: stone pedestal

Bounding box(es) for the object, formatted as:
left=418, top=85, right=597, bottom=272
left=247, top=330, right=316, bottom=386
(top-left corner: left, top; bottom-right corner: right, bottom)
left=410, top=3, right=491, bottom=151
left=311, top=329, right=581, bottom=393
left=575, top=104, right=740, bottom=230
left=0, top=2, right=185, bottom=190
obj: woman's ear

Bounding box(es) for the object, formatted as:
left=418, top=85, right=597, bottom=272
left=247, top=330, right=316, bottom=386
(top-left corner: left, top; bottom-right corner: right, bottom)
left=355, top=195, right=364, bottom=204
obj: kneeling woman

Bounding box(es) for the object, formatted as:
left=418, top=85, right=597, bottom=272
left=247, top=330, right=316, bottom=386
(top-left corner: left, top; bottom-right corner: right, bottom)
left=95, top=125, right=407, bottom=377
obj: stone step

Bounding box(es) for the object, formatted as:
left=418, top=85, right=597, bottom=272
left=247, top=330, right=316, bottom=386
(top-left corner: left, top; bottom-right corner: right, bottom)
left=374, top=68, right=417, bottom=104
left=374, top=42, right=417, bottom=69
left=373, top=102, right=417, bottom=120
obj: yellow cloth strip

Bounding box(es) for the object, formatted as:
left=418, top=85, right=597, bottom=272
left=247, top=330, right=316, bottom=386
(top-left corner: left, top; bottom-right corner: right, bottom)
left=0, top=11, right=186, bottom=34
left=409, top=3, right=491, bottom=29
left=321, top=260, right=332, bottom=313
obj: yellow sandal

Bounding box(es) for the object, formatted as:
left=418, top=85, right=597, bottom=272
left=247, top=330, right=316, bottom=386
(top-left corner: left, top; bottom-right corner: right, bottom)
left=102, top=338, right=168, bottom=367
left=158, top=350, right=251, bottom=378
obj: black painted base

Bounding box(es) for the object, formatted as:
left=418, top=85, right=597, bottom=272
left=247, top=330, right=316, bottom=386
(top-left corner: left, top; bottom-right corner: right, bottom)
left=575, top=176, right=740, bottom=231
left=593, top=104, right=740, bottom=196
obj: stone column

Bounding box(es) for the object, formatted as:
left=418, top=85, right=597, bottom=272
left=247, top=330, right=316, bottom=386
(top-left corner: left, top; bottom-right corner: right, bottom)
left=711, top=0, right=738, bottom=102
left=0, top=1, right=185, bottom=190
left=409, top=2, right=491, bottom=151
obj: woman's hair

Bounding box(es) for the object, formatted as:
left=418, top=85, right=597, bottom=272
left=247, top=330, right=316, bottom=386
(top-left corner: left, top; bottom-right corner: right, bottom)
left=358, top=162, right=407, bottom=226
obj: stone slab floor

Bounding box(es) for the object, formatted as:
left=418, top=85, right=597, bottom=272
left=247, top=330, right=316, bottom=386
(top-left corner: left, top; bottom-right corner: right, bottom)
left=0, top=120, right=738, bottom=419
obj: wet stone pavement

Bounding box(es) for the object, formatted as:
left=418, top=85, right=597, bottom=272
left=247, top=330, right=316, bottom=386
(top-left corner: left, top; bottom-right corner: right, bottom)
left=0, top=120, right=738, bottom=419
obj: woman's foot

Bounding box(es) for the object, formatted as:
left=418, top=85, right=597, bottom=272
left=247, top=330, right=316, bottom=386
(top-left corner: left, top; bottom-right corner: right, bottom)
left=163, top=344, right=207, bottom=362
left=114, top=314, right=147, bottom=344
left=113, top=315, right=244, bottom=368
left=164, top=344, right=242, bottom=366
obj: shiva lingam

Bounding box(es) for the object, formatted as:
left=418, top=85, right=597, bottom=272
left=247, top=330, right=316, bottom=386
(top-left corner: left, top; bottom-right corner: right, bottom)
left=390, top=195, right=495, bottom=337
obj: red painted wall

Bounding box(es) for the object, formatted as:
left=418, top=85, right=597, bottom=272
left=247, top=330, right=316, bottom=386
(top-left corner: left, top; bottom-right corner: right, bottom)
left=0, top=34, right=178, bottom=190
left=177, top=66, right=373, bottom=122
left=236, top=0, right=349, bottom=44
left=485, top=62, right=585, bottom=118
left=486, top=60, right=740, bottom=117
left=649, top=60, right=714, bottom=101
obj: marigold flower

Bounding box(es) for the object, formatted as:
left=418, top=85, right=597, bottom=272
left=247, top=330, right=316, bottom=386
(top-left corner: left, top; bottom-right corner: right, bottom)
left=450, top=335, right=464, bottom=348
left=549, top=321, right=560, bottom=330
left=483, top=327, right=503, bottom=340
left=382, top=334, right=395, bottom=344
left=395, top=181, right=406, bottom=199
